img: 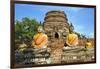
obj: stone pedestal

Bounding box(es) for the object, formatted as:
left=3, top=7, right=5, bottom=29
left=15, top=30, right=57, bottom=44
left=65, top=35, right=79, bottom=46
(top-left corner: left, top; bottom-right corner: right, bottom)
left=62, top=47, right=95, bottom=63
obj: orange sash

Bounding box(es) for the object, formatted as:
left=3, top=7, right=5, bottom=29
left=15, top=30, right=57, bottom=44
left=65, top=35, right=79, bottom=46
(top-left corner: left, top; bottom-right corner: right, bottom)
left=34, top=33, right=46, bottom=45
left=67, top=34, right=78, bottom=46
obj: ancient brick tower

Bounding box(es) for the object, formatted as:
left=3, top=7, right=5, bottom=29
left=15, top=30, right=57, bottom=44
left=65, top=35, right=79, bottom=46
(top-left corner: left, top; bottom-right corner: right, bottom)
left=43, top=10, right=70, bottom=63
left=43, top=10, right=69, bottom=41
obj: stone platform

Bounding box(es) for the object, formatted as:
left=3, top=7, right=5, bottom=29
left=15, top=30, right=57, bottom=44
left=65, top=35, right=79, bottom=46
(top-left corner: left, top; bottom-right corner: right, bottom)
left=61, top=46, right=95, bottom=63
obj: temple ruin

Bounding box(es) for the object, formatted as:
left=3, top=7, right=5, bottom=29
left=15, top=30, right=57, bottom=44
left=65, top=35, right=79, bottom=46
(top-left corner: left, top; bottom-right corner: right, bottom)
left=43, top=10, right=69, bottom=41
left=43, top=10, right=70, bottom=63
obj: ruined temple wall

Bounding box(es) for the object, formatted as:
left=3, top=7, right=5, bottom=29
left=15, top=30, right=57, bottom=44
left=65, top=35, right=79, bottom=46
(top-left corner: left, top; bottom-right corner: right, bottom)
left=78, top=39, right=94, bottom=46
left=43, top=10, right=69, bottom=40
left=44, top=11, right=69, bottom=27
left=44, top=22, right=69, bottom=31
left=45, top=17, right=67, bottom=23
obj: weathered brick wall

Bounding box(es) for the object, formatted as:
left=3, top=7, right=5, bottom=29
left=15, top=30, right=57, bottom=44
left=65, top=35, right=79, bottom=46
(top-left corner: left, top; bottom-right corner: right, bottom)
left=78, top=39, right=94, bottom=46
left=49, top=39, right=64, bottom=64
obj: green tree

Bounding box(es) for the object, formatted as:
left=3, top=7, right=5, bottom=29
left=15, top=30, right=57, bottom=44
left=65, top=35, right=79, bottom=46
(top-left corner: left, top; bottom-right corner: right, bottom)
left=15, top=17, right=42, bottom=46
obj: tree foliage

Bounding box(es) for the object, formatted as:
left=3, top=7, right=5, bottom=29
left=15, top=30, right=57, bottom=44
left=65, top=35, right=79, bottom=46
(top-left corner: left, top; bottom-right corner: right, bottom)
left=15, top=17, right=41, bottom=45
